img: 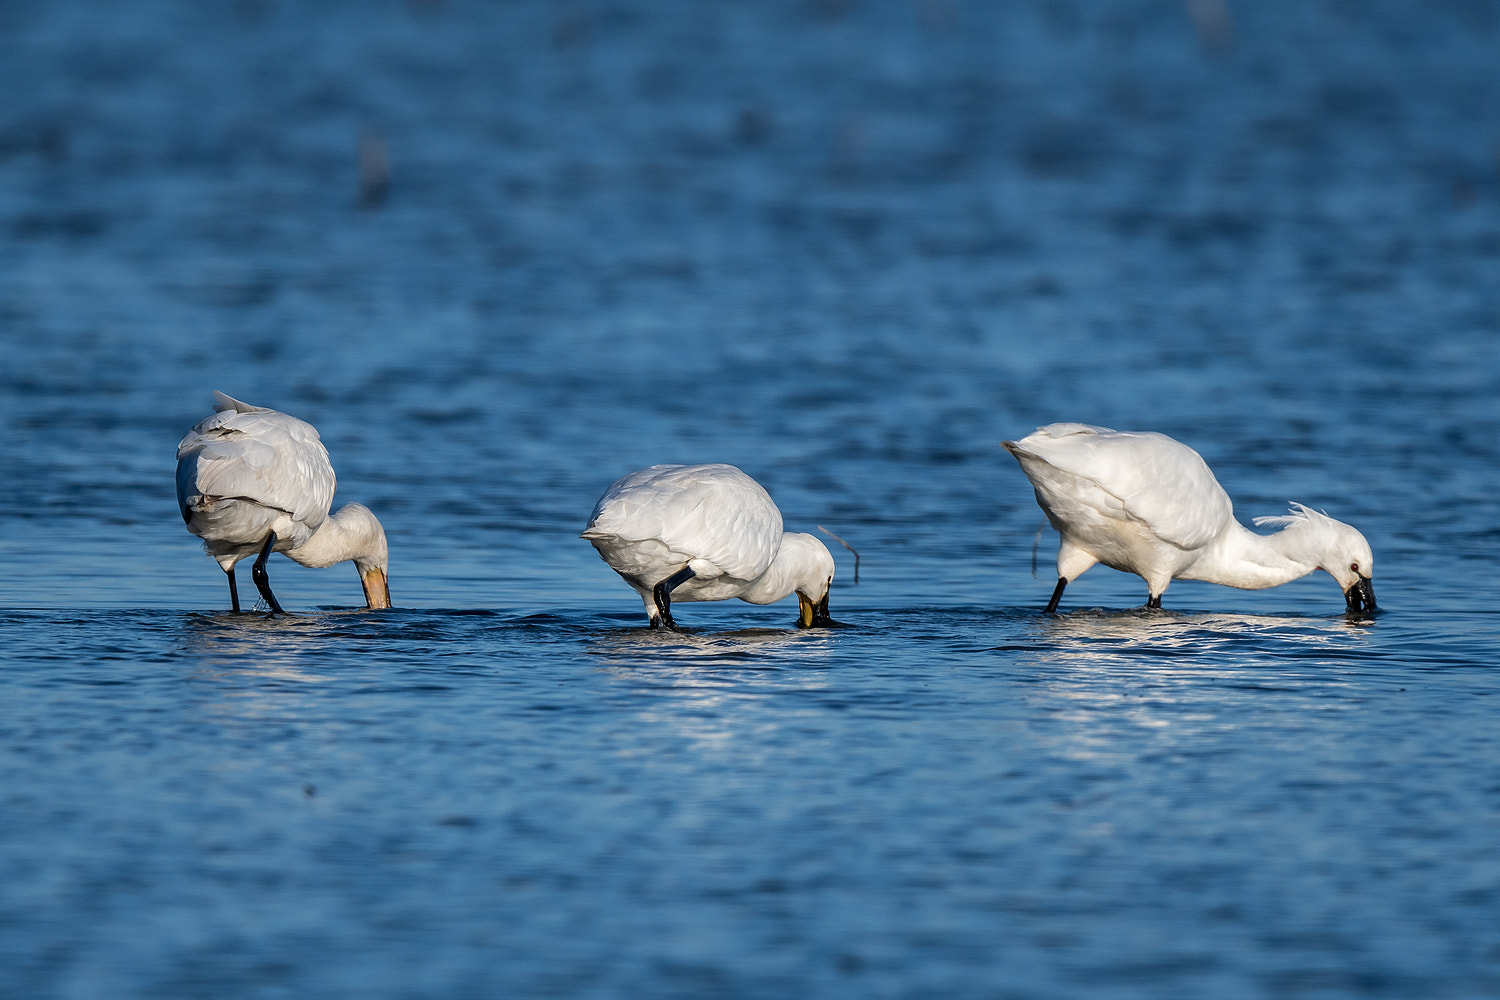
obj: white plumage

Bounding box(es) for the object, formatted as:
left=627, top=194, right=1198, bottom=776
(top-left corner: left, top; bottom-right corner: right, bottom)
left=176, top=391, right=391, bottom=613
left=1003, top=423, right=1376, bottom=614
left=581, top=464, right=837, bottom=629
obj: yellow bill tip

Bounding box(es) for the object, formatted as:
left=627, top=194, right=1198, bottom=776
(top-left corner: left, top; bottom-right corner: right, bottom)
left=362, top=567, right=392, bottom=610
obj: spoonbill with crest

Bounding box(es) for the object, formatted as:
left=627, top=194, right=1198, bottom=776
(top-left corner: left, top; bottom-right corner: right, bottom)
left=1003, top=423, right=1376, bottom=615
left=176, top=391, right=392, bottom=614
left=581, top=464, right=840, bottom=629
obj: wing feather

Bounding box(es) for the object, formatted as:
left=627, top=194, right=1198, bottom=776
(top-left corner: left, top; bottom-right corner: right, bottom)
left=1009, top=423, right=1232, bottom=550
left=583, top=464, right=782, bottom=581
left=176, top=395, right=336, bottom=530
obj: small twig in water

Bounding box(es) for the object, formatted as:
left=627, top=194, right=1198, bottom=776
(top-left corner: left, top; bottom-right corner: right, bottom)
left=816, top=525, right=860, bottom=585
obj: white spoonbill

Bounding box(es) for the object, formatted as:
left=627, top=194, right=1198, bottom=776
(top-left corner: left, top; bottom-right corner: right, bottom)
left=581, top=464, right=837, bottom=629
left=176, top=391, right=392, bottom=614
left=1003, top=423, right=1376, bottom=615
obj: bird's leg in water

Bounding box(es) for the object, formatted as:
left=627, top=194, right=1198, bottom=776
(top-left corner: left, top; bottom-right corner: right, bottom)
left=652, top=565, right=696, bottom=630
left=250, top=532, right=286, bottom=615
left=1146, top=594, right=1163, bottom=610
left=224, top=565, right=241, bottom=613
left=1044, top=577, right=1068, bottom=614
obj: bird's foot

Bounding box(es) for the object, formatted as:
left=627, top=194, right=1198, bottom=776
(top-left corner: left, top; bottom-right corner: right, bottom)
left=648, top=612, right=682, bottom=632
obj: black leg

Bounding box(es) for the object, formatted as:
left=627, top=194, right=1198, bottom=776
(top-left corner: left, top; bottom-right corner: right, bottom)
left=652, top=565, right=696, bottom=630
left=224, top=565, right=241, bottom=613
left=1044, top=577, right=1067, bottom=613
left=1146, top=594, right=1162, bottom=609
left=250, top=532, right=286, bottom=615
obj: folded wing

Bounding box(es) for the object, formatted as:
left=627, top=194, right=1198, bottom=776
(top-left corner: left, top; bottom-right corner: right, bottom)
left=584, top=464, right=782, bottom=581
left=1014, top=423, right=1232, bottom=550
left=176, top=393, right=336, bottom=530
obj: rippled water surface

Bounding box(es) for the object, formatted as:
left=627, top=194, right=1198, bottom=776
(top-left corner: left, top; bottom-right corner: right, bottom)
left=3, top=1, right=1500, bottom=997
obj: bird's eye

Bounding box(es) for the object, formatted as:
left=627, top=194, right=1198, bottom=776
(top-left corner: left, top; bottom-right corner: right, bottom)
left=1350, top=562, right=1359, bottom=573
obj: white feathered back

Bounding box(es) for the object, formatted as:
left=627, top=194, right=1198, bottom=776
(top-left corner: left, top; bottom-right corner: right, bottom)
left=1009, top=423, right=1232, bottom=550
left=176, top=392, right=336, bottom=531
left=583, top=464, right=782, bottom=582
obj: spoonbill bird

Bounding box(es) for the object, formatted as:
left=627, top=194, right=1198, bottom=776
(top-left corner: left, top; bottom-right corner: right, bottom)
left=581, top=464, right=837, bottom=629
left=176, top=391, right=391, bottom=614
left=1003, top=423, right=1376, bottom=615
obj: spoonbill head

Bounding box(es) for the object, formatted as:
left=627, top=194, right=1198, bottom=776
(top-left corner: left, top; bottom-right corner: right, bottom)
left=758, top=530, right=837, bottom=629
left=1253, top=504, right=1375, bottom=614
left=177, top=391, right=392, bottom=613
left=1003, top=422, right=1376, bottom=615
left=581, top=463, right=838, bottom=630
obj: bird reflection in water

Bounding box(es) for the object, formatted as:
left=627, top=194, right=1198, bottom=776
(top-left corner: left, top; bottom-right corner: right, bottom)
left=180, top=609, right=358, bottom=690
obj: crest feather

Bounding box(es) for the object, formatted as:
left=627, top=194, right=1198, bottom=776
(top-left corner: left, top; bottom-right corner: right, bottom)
left=1253, top=502, right=1332, bottom=531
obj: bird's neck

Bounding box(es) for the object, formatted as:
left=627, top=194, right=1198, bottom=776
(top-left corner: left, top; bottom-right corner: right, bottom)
left=1181, top=521, right=1322, bottom=591
left=741, top=534, right=820, bottom=605
left=285, top=503, right=386, bottom=571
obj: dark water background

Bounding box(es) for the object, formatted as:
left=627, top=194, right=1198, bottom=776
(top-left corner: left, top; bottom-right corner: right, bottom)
left=3, top=1, right=1499, bottom=996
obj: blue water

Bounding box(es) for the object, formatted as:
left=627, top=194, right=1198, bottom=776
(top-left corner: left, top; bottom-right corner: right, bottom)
left=3, top=1, right=1500, bottom=997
